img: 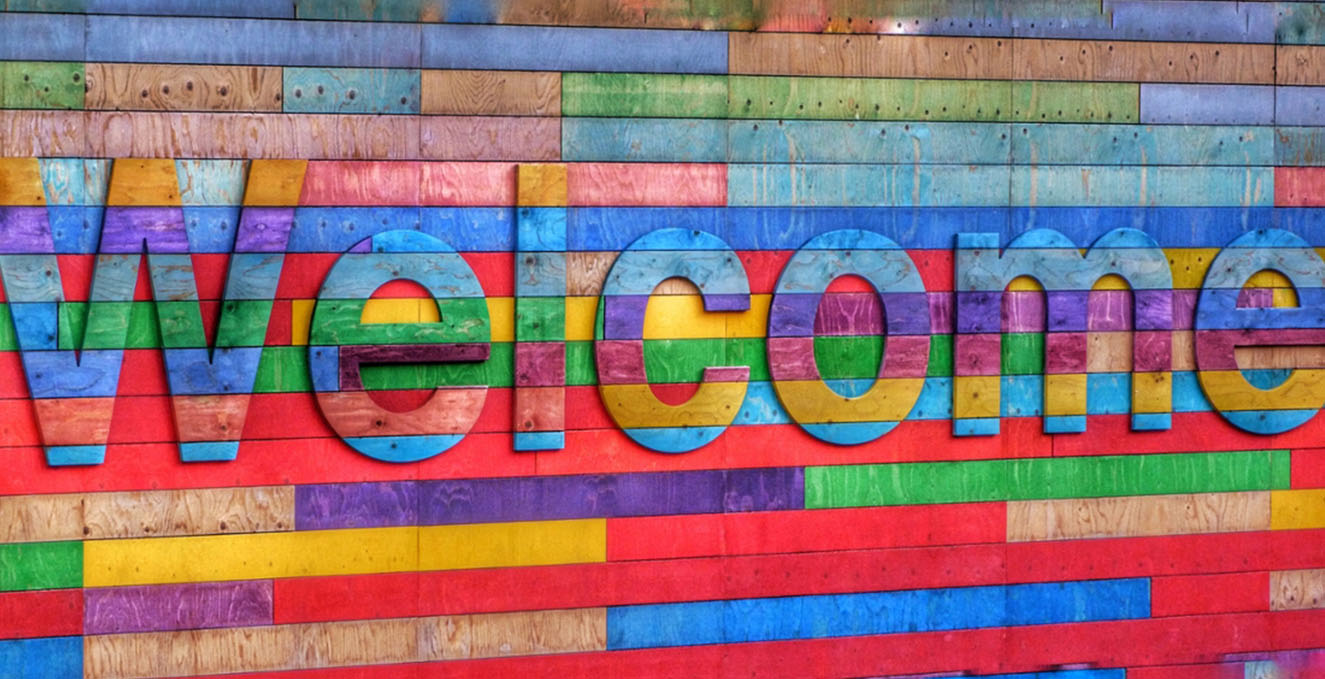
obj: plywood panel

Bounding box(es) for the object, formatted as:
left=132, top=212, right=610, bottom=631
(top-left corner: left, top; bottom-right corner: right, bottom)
left=0, top=110, right=84, bottom=156
left=1270, top=568, right=1325, bottom=610
left=82, top=486, right=294, bottom=539
left=84, top=63, right=283, bottom=112
left=1014, top=39, right=1273, bottom=84
left=421, top=70, right=559, bottom=115
left=1007, top=491, right=1270, bottom=541
left=0, top=493, right=82, bottom=543
left=729, top=33, right=1013, bottom=79
left=1278, top=45, right=1325, bottom=85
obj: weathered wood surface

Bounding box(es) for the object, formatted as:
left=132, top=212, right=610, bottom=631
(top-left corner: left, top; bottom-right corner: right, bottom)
left=1007, top=492, right=1271, bottom=541
left=421, top=69, right=560, bottom=115
left=84, top=63, right=283, bottom=111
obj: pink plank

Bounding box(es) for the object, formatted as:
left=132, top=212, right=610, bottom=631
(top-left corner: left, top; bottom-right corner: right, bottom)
left=420, top=116, right=559, bottom=161
left=420, top=162, right=516, bottom=206
left=567, top=163, right=726, bottom=206
left=300, top=161, right=422, bottom=205
left=1045, top=332, right=1088, bottom=373
left=954, top=333, right=1001, bottom=376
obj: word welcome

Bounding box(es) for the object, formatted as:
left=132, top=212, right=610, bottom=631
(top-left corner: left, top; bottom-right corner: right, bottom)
left=1, top=159, right=1321, bottom=467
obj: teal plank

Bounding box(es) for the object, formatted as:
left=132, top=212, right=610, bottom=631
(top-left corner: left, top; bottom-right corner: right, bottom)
left=562, top=118, right=726, bottom=162
left=1009, top=166, right=1273, bottom=207
left=1012, top=124, right=1274, bottom=166
left=728, top=164, right=1011, bottom=207
left=729, top=120, right=1012, bottom=165
left=283, top=67, right=420, bottom=114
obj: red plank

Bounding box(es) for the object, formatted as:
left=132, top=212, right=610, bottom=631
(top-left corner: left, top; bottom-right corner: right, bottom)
left=1151, top=571, right=1268, bottom=617
left=1292, top=448, right=1325, bottom=489
left=566, top=163, right=725, bottom=207
left=1276, top=167, right=1325, bottom=207
left=1129, top=666, right=1243, bottom=679
left=0, top=589, right=82, bottom=639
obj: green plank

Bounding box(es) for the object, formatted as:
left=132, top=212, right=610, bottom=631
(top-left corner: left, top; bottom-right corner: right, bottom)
left=730, top=75, right=1011, bottom=122
left=806, top=449, right=1292, bottom=508
left=1, top=61, right=83, bottom=110
left=516, top=297, right=565, bottom=342
left=157, top=300, right=274, bottom=348
left=929, top=333, right=952, bottom=377
left=1009, top=81, right=1138, bottom=123
left=1001, top=333, right=1044, bottom=376
left=815, top=335, right=882, bottom=380
left=562, top=73, right=728, bottom=118
left=0, top=303, right=16, bottom=351
left=310, top=297, right=489, bottom=344
left=0, top=541, right=81, bottom=592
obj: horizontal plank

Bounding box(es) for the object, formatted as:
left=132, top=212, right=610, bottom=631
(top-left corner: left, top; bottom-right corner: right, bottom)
left=0, top=588, right=81, bottom=639
left=421, top=69, right=559, bottom=116
left=83, top=519, right=604, bottom=586
left=420, top=23, right=726, bottom=73
left=1278, top=45, right=1325, bottom=85
left=84, top=63, right=283, bottom=112
left=729, top=33, right=1013, bottom=79
left=1007, top=491, right=1271, bottom=541
left=1270, top=568, right=1325, bottom=610
left=84, top=580, right=272, bottom=634
left=1013, top=39, right=1272, bottom=84
left=1276, top=85, right=1325, bottom=126
left=0, top=13, right=84, bottom=61
left=0, top=636, right=80, bottom=679
left=84, top=609, right=606, bottom=678
left=0, top=541, right=81, bottom=591
left=1139, top=83, right=1273, bottom=124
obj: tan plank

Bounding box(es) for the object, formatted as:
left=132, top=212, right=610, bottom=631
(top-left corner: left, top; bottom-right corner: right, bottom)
left=1013, top=39, right=1273, bottom=84
left=421, top=70, right=560, bottom=115
left=84, top=64, right=283, bottom=112
left=0, top=110, right=84, bottom=156
left=1172, top=330, right=1195, bottom=371
left=1007, top=491, right=1271, bottom=542
left=1086, top=331, right=1133, bottom=373
left=82, top=486, right=295, bottom=540
left=419, top=115, right=559, bottom=161
left=0, top=493, right=83, bottom=543
left=1270, top=568, right=1325, bottom=610
left=1235, top=345, right=1325, bottom=370
left=1278, top=45, right=1325, bottom=86
left=730, top=33, right=1013, bottom=79
left=567, top=251, right=618, bottom=297
left=86, top=612, right=606, bottom=679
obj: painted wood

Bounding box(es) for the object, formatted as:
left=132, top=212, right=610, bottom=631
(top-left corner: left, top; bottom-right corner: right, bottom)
left=1270, top=569, right=1325, bottom=610
left=1013, top=39, right=1272, bottom=84
left=419, top=115, right=559, bottom=161
left=1139, top=83, right=1273, bottom=124
left=561, top=73, right=727, bottom=118
left=84, top=63, right=283, bottom=111
left=283, top=68, right=420, bottom=114
left=729, top=33, right=1013, bottom=80
left=1006, top=491, right=1271, bottom=541
left=420, top=24, right=726, bottom=74
left=0, top=61, right=84, bottom=110
left=84, top=581, right=273, bottom=634
left=421, top=69, right=559, bottom=115
left=1276, top=85, right=1325, bottom=126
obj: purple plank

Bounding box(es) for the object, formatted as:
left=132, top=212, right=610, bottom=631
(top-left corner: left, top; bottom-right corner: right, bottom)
left=602, top=294, right=649, bottom=340
left=928, top=292, right=954, bottom=335
left=1087, top=289, right=1132, bottom=331
left=1134, top=330, right=1172, bottom=372
left=956, top=291, right=1001, bottom=334
left=296, top=481, right=417, bottom=530
left=84, top=581, right=273, bottom=634
left=814, top=292, right=881, bottom=336
left=1172, top=289, right=1198, bottom=330
left=724, top=467, right=803, bottom=512
left=515, top=341, right=566, bottom=387
left=767, top=336, right=817, bottom=381
left=1045, top=332, right=1088, bottom=373
left=1047, top=290, right=1089, bottom=332
left=0, top=207, right=56, bottom=254
left=1136, top=289, right=1174, bottom=331
left=1002, top=290, right=1045, bottom=333
left=768, top=293, right=820, bottom=338
left=100, top=207, right=189, bottom=253
left=1236, top=287, right=1274, bottom=308
left=883, top=292, right=930, bottom=335
left=234, top=206, right=296, bottom=253
left=882, top=334, right=931, bottom=378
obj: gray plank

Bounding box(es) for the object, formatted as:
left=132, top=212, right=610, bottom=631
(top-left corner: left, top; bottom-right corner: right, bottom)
left=1139, top=84, right=1274, bottom=125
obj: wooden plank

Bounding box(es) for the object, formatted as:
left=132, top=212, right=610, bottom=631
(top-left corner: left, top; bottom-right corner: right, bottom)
left=0, top=493, right=82, bottom=543
left=1011, top=123, right=1273, bottom=166
left=1150, top=572, right=1268, bottom=617
left=0, top=541, right=82, bottom=592
left=82, top=485, right=294, bottom=539
left=85, top=14, right=422, bottom=67
left=0, top=110, right=84, bottom=156
left=84, top=580, right=272, bottom=634
left=419, top=115, right=559, bottom=161
left=1278, top=45, right=1325, bottom=85
left=728, top=120, right=1011, bottom=165
left=1276, top=85, right=1325, bottom=126
left=1276, top=167, right=1325, bottom=206
left=1270, top=568, right=1325, bottom=610
left=566, top=163, right=725, bottom=206
left=420, top=23, right=726, bottom=74
left=283, top=67, right=420, bottom=114
left=730, top=164, right=1010, bottom=207
left=0, top=12, right=84, bottom=61
left=1010, top=165, right=1271, bottom=207
left=433, top=608, right=607, bottom=659
left=561, top=73, right=726, bottom=118
left=1140, top=83, right=1273, bottom=124
left=421, top=69, right=559, bottom=115
left=84, top=63, right=283, bottom=112
left=728, top=33, right=1013, bottom=79
left=1271, top=488, right=1325, bottom=529
left=0, top=589, right=82, bottom=639
left=84, top=519, right=604, bottom=587
left=1006, top=491, right=1271, bottom=541
left=0, top=61, right=83, bottom=110
left=0, top=637, right=81, bottom=679
left=1014, top=39, right=1272, bottom=83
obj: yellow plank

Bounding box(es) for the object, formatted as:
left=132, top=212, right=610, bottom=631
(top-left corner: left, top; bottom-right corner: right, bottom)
left=291, top=298, right=315, bottom=345
left=1198, top=368, right=1325, bottom=411
left=773, top=378, right=925, bottom=424
left=1166, top=248, right=1220, bottom=289
left=1271, top=488, right=1325, bottom=530
left=1270, top=568, right=1325, bottom=610
left=600, top=381, right=749, bottom=428
left=0, top=157, right=44, bottom=205
left=954, top=375, right=1001, bottom=419
left=1007, top=491, right=1270, bottom=541
left=84, top=526, right=420, bottom=587
left=517, top=163, right=567, bottom=207
left=418, top=519, right=604, bottom=571
left=1044, top=373, right=1087, bottom=416
left=244, top=159, right=307, bottom=206
left=1132, top=371, right=1172, bottom=414
left=105, top=158, right=180, bottom=206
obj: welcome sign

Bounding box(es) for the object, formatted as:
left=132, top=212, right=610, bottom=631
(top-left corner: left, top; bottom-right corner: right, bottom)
left=2, top=3, right=1325, bottom=678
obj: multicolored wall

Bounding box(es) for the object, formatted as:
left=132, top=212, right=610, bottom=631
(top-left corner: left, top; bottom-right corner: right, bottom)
left=2, top=1, right=1325, bottom=677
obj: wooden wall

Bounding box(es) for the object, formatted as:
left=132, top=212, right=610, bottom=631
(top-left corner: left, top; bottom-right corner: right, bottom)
left=2, top=1, right=1325, bottom=677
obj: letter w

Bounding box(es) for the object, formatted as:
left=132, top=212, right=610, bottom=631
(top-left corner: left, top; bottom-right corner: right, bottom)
left=0, top=158, right=303, bottom=465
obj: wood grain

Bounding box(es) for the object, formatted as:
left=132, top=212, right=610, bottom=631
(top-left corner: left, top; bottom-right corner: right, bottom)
left=566, top=252, right=617, bottom=297
left=421, top=70, right=560, bottom=115
left=729, top=33, right=1013, bottom=79
left=1278, top=45, right=1325, bottom=86
left=1014, top=39, right=1273, bottom=84
left=1007, top=491, right=1270, bottom=541
left=84, top=112, right=426, bottom=159
left=1270, top=568, right=1325, bottom=610
left=84, top=63, right=283, bottom=112
left=0, top=493, right=82, bottom=543
left=419, top=115, right=559, bottom=161
left=82, top=486, right=294, bottom=539
left=0, top=110, right=84, bottom=156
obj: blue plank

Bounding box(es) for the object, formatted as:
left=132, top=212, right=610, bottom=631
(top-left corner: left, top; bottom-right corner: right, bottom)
left=86, top=0, right=294, bottom=17
left=607, top=578, right=1149, bottom=649
left=294, top=0, right=441, bottom=21
left=728, top=120, right=1012, bottom=165
left=0, top=636, right=81, bottom=679
left=1276, top=127, right=1325, bottom=167
left=1107, top=1, right=1275, bottom=43
left=1139, top=84, right=1274, bottom=125
left=283, top=67, right=421, bottom=114
left=1011, top=124, right=1274, bottom=166
left=728, top=165, right=1011, bottom=207
left=1276, top=86, right=1325, bottom=127
left=1008, top=166, right=1273, bottom=207
left=85, top=15, right=422, bottom=67
left=287, top=207, right=517, bottom=253
left=0, top=12, right=85, bottom=61
left=562, top=118, right=727, bottom=163
left=421, top=23, right=727, bottom=74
